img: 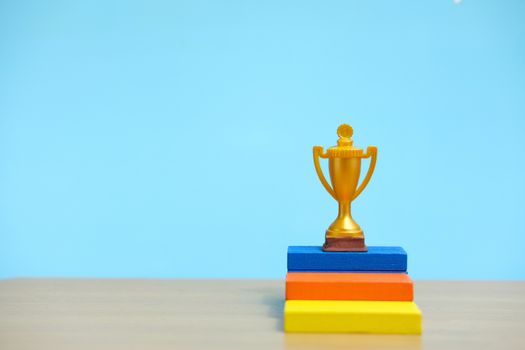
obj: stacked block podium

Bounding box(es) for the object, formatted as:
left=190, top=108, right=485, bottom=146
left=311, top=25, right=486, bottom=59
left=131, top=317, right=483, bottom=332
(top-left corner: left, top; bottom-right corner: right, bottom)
left=284, top=246, right=422, bottom=334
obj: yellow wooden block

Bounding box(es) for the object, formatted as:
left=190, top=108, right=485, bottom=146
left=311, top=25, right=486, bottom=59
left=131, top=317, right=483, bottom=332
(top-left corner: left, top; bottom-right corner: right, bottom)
left=284, top=300, right=422, bottom=334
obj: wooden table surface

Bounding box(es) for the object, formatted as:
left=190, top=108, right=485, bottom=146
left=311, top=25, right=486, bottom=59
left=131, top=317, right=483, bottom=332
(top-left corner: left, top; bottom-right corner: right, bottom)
left=0, top=279, right=524, bottom=350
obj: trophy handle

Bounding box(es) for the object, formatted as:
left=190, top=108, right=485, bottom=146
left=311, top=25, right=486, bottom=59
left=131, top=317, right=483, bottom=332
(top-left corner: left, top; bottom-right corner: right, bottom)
left=353, top=146, right=377, bottom=201
left=313, top=146, right=337, bottom=200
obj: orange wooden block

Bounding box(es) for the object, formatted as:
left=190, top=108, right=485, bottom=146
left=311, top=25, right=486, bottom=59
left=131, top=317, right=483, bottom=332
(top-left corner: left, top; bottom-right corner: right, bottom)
left=286, top=272, right=413, bottom=301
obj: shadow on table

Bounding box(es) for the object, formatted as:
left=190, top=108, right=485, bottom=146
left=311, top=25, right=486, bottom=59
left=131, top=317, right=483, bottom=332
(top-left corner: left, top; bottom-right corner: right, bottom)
left=261, top=292, right=285, bottom=331
left=284, top=333, right=422, bottom=350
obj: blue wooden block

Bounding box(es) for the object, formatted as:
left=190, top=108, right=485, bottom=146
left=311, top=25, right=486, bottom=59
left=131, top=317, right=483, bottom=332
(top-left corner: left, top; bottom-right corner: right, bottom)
left=287, top=246, right=407, bottom=272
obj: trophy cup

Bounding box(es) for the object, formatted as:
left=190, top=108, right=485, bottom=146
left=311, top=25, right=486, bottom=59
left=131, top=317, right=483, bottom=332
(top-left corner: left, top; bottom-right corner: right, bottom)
left=313, top=124, right=377, bottom=252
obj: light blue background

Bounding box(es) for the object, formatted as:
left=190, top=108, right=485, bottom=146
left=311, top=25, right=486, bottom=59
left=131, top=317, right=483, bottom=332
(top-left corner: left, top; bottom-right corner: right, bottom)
left=1, top=0, right=524, bottom=279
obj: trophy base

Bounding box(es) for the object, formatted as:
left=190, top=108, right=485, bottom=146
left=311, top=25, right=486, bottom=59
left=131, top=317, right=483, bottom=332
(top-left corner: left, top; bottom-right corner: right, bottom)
left=323, top=237, right=368, bottom=252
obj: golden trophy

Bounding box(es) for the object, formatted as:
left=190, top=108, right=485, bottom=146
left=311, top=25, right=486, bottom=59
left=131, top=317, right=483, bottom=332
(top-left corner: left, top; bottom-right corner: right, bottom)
left=313, top=124, right=377, bottom=252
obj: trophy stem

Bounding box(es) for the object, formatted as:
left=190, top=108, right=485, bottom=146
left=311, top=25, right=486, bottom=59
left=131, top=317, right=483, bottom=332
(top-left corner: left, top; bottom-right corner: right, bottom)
left=323, top=200, right=368, bottom=252
left=338, top=201, right=351, bottom=220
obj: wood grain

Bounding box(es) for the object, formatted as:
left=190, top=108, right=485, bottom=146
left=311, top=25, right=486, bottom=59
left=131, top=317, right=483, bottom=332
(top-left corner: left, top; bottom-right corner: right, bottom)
left=0, top=279, right=524, bottom=350
left=284, top=300, right=421, bottom=333
left=286, top=272, right=413, bottom=301
left=287, top=246, right=407, bottom=272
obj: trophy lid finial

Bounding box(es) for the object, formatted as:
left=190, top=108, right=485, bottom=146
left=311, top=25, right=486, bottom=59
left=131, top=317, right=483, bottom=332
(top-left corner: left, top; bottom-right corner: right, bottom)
left=337, top=124, right=354, bottom=147
left=337, top=124, right=353, bottom=138
left=322, top=123, right=367, bottom=158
